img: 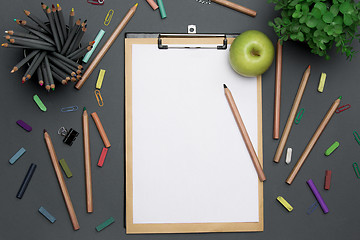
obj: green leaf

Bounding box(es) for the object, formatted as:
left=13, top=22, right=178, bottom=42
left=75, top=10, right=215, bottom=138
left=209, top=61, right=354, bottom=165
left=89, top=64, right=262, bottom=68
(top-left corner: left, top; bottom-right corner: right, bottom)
left=301, top=26, right=311, bottom=33
left=302, top=4, right=309, bottom=14
left=339, top=1, right=354, bottom=14
left=334, top=24, right=343, bottom=34
left=299, top=15, right=307, bottom=23
left=274, top=17, right=282, bottom=25
left=314, top=2, right=327, bottom=14
left=344, top=14, right=353, bottom=25
left=298, top=32, right=305, bottom=41
left=306, top=17, right=319, bottom=28
left=333, top=15, right=343, bottom=25
left=330, top=4, right=339, bottom=16
left=275, top=4, right=283, bottom=10
left=316, top=21, right=326, bottom=30
left=290, top=33, right=298, bottom=40
left=323, top=11, right=334, bottom=23
left=311, top=8, right=322, bottom=19
left=295, top=4, right=301, bottom=11
left=292, top=11, right=303, bottom=18
left=291, top=24, right=301, bottom=32
left=289, top=0, right=300, bottom=7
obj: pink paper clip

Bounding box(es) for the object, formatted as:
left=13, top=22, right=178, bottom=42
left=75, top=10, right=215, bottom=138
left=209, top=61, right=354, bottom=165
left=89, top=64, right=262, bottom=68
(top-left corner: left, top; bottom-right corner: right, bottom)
left=87, top=0, right=104, bottom=5
left=336, top=104, right=351, bottom=113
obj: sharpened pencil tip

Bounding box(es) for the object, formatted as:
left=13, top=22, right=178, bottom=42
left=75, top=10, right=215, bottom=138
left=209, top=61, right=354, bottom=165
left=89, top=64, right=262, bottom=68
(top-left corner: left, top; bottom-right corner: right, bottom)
left=43, top=129, right=47, bottom=133
left=338, top=96, right=342, bottom=100
left=223, top=84, right=227, bottom=88
left=83, top=107, right=86, bottom=111
left=40, top=83, right=43, bottom=86
left=57, top=4, right=59, bottom=7
left=135, top=3, right=138, bottom=7
left=72, top=8, right=74, bottom=11
left=308, top=65, right=311, bottom=69
left=52, top=4, right=55, bottom=8
left=14, top=19, right=16, bottom=21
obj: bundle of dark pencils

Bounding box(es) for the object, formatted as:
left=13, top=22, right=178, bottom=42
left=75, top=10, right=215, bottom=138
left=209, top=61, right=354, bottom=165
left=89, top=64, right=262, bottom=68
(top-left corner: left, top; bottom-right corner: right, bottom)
left=2, top=3, right=94, bottom=91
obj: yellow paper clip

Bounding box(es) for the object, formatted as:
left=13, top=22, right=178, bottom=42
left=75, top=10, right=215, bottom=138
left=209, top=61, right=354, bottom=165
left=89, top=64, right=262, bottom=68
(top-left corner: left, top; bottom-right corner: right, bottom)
left=96, top=69, right=106, bottom=89
left=318, top=73, right=326, bottom=93
left=104, top=9, right=114, bottom=26
left=277, top=196, right=293, bottom=212
left=95, top=90, right=104, bottom=107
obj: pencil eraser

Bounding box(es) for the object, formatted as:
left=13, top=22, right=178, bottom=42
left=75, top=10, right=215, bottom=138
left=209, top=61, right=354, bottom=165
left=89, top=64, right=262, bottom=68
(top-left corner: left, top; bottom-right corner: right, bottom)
left=9, top=147, right=26, bottom=164
left=16, top=120, right=32, bottom=132
left=98, top=147, right=108, bottom=167
left=39, top=206, right=56, bottom=223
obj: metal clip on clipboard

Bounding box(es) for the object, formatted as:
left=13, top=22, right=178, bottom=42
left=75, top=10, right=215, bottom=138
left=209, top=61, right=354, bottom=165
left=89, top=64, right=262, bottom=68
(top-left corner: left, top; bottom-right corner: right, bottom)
left=158, top=25, right=228, bottom=50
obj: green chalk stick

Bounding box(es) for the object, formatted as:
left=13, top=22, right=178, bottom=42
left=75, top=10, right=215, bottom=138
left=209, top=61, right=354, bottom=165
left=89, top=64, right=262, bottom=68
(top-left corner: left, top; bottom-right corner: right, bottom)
left=96, top=217, right=115, bottom=232
left=33, top=95, right=47, bottom=112
left=325, top=141, right=339, bottom=156
left=59, top=158, right=72, bottom=178
left=157, top=0, right=166, bottom=19
left=82, top=29, right=105, bottom=63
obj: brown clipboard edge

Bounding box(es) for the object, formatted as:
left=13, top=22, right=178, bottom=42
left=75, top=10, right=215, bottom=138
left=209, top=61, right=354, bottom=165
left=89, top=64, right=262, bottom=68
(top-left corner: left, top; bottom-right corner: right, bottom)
left=125, top=37, right=263, bottom=234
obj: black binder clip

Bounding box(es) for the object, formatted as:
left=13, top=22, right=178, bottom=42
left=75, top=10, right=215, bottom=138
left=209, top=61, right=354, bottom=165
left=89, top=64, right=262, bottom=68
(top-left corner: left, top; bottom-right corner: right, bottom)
left=58, top=127, right=79, bottom=146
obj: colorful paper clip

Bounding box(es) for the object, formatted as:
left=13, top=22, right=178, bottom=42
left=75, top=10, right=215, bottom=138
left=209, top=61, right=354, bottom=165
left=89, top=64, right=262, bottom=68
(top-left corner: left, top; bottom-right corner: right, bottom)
left=104, top=9, right=114, bottom=26
left=294, top=108, right=304, bottom=124
left=336, top=104, right=351, bottom=113
left=95, top=90, right=104, bottom=107
left=277, top=196, right=293, bottom=212
left=87, top=0, right=104, bottom=5
left=306, top=202, right=318, bottom=215
left=353, top=162, right=360, bottom=178
left=61, top=106, right=79, bottom=112
left=353, top=131, right=360, bottom=145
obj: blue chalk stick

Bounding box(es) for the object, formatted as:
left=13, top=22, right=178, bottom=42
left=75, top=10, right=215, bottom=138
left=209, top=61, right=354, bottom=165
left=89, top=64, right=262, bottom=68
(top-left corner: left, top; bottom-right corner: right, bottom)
left=9, top=147, right=26, bottom=164
left=39, top=206, right=56, bottom=223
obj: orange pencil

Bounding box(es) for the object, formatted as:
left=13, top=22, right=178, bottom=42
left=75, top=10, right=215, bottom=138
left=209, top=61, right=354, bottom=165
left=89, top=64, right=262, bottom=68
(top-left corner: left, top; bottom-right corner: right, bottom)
left=82, top=107, right=93, bottom=213
left=223, top=84, right=266, bottom=182
left=273, top=39, right=282, bottom=139
left=91, top=112, right=111, bottom=148
left=44, top=130, right=80, bottom=230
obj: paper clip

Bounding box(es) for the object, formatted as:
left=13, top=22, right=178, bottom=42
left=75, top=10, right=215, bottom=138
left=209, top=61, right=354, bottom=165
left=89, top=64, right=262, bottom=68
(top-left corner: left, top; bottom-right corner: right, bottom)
left=61, top=106, right=79, bottom=112
left=294, top=108, right=304, bottom=124
left=95, top=90, right=104, bottom=107
left=353, top=131, right=360, bottom=145
left=353, top=162, right=360, bottom=178
left=306, top=202, right=318, bottom=215
left=87, top=0, right=104, bottom=5
left=336, top=104, right=351, bottom=113
left=104, top=9, right=114, bottom=26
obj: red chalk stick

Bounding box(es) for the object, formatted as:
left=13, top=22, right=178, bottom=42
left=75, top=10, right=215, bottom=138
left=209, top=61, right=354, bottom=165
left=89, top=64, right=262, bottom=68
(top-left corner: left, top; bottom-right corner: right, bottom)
left=98, top=147, right=108, bottom=167
left=324, top=170, right=331, bottom=190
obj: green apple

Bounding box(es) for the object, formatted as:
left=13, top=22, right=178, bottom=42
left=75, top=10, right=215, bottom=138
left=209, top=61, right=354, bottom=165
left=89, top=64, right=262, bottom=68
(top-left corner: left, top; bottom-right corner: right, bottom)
left=229, top=30, right=275, bottom=77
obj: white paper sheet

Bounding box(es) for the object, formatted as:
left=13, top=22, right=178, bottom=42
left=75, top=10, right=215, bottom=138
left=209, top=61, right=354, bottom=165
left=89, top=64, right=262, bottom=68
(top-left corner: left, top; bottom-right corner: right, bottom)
left=131, top=44, right=260, bottom=224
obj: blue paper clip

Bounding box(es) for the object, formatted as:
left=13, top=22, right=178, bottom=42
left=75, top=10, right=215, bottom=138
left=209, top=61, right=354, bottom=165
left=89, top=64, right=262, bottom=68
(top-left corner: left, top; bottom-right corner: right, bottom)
left=353, top=131, right=360, bottom=145
left=306, top=202, right=318, bottom=215
left=61, top=106, right=79, bottom=112
left=295, top=108, right=305, bottom=124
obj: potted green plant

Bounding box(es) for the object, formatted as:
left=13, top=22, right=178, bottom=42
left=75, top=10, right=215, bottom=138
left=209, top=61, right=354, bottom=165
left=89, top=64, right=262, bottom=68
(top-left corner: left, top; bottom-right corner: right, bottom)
left=268, top=0, right=360, bottom=60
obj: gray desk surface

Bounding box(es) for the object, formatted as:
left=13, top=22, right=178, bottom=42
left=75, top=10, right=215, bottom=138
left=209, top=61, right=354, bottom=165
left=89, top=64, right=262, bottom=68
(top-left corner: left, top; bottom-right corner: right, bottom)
left=1, top=1, right=359, bottom=239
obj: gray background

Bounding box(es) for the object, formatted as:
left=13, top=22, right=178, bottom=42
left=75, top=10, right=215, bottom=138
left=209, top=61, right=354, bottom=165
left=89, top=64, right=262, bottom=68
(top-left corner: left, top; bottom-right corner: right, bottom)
left=1, top=0, right=360, bottom=239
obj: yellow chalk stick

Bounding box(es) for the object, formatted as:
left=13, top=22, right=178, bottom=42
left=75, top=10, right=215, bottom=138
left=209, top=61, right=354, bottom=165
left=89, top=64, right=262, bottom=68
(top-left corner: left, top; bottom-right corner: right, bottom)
left=277, top=196, right=293, bottom=212
left=318, top=73, right=326, bottom=93
left=96, top=69, right=106, bottom=89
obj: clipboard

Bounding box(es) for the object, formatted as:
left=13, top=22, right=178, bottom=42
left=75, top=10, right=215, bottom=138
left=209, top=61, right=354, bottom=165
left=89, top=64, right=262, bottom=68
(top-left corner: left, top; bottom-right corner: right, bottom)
left=125, top=32, right=263, bottom=234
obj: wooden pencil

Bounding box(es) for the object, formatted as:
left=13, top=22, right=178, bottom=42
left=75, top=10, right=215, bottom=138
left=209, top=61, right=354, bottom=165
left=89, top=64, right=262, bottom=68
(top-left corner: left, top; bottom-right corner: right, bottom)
left=56, top=4, right=67, bottom=39
left=61, top=18, right=81, bottom=55
left=52, top=4, right=64, bottom=46
left=273, top=39, right=282, bottom=139
left=23, top=51, right=47, bottom=82
left=41, top=61, right=51, bottom=91
left=41, top=2, right=49, bottom=20
left=1, top=43, right=31, bottom=49
left=68, top=8, right=75, bottom=34
left=49, top=55, right=81, bottom=75
left=16, top=21, right=56, bottom=45
left=273, top=66, right=311, bottom=163
left=5, top=30, right=40, bottom=40
left=69, top=46, right=92, bottom=61
left=43, top=130, right=80, bottom=230
left=211, top=0, right=256, bottom=17
left=22, top=52, right=41, bottom=83
left=50, top=63, right=71, bottom=82
left=10, top=49, right=40, bottom=73
left=51, top=52, right=83, bottom=70
left=24, top=10, right=52, bottom=34
left=36, top=65, right=44, bottom=86
left=75, top=3, right=138, bottom=90
left=67, top=25, right=86, bottom=55
left=46, top=6, right=61, bottom=52
left=51, top=69, right=67, bottom=85
left=91, top=112, right=111, bottom=148
left=48, top=55, right=77, bottom=77
left=9, top=38, right=56, bottom=51
left=67, top=41, right=94, bottom=58
left=223, top=84, right=266, bottom=182
left=5, top=35, right=54, bottom=47
left=286, top=97, right=341, bottom=185
left=16, top=19, right=47, bottom=34
left=82, top=107, right=93, bottom=213
left=44, top=55, right=55, bottom=90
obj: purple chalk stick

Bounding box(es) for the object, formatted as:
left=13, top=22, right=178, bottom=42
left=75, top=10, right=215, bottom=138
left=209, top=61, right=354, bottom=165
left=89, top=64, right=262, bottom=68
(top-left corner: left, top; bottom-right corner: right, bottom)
left=16, top=120, right=32, bottom=132
left=307, top=179, right=329, bottom=214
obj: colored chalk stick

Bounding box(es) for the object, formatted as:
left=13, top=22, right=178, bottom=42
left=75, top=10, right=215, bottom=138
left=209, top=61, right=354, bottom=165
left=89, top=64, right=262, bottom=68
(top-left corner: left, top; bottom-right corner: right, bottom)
left=16, top=163, right=37, bottom=199
left=16, top=120, right=32, bottom=132
left=33, top=95, right=47, bottom=112
left=59, top=158, right=72, bottom=178
left=96, top=69, right=106, bottom=89
left=277, top=196, right=293, bottom=212
left=38, top=206, right=56, bottom=223
left=318, top=73, right=326, bottom=93
left=324, top=170, right=332, bottom=190
left=96, top=217, right=115, bottom=232
left=325, top=141, right=339, bottom=156
left=98, top=147, right=108, bottom=167
left=9, top=147, right=26, bottom=164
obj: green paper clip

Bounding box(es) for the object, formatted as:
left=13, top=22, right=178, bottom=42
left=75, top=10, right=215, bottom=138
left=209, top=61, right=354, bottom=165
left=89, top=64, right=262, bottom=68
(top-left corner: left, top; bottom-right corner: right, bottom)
left=294, top=108, right=304, bottom=124
left=353, top=131, right=360, bottom=145
left=325, top=141, right=339, bottom=156
left=33, top=95, right=47, bottom=112
left=353, top=162, right=360, bottom=178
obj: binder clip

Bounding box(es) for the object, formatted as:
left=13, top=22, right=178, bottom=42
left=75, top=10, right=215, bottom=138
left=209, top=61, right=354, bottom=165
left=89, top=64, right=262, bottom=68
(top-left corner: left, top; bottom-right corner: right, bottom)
left=58, top=127, right=79, bottom=146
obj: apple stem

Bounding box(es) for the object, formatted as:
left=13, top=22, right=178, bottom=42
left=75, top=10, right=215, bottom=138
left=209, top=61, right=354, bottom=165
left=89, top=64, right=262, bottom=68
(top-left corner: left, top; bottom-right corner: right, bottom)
left=251, top=49, right=260, bottom=57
